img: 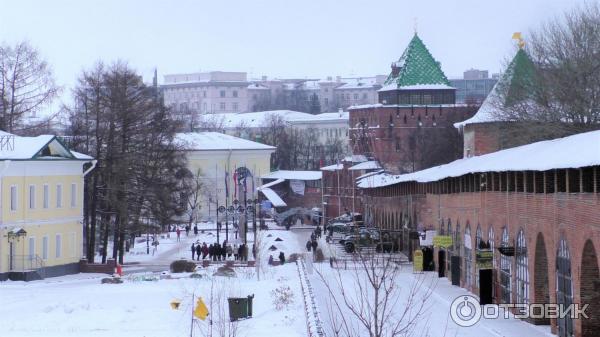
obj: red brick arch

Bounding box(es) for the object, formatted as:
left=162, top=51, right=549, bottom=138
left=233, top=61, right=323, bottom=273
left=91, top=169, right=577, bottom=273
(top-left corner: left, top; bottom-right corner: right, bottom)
left=534, top=232, right=550, bottom=325
left=580, top=239, right=599, bottom=337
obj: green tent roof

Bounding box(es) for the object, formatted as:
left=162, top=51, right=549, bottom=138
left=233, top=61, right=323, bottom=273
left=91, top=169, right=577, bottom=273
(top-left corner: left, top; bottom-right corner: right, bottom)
left=497, top=48, right=538, bottom=106
left=385, top=34, right=451, bottom=88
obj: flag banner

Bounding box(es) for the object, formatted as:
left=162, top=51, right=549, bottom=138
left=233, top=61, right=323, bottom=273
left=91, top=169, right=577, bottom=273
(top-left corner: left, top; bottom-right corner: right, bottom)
left=225, top=171, right=229, bottom=198
left=194, top=297, right=209, bottom=320
left=290, top=180, right=305, bottom=195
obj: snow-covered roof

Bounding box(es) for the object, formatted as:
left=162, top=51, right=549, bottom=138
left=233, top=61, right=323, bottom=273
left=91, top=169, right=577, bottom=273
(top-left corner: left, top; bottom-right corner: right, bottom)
left=349, top=160, right=382, bottom=171
left=287, top=111, right=349, bottom=123
left=358, top=130, right=600, bottom=188
left=335, top=77, right=381, bottom=90
left=320, top=163, right=344, bottom=171
left=343, top=154, right=368, bottom=163
left=0, top=132, right=92, bottom=161
left=207, top=110, right=314, bottom=129
left=71, top=151, right=94, bottom=160
left=257, top=178, right=285, bottom=190
left=262, top=170, right=322, bottom=181
left=175, top=132, right=276, bottom=151
left=248, top=83, right=269, bottom=90
left=259, top=188, right=287, bottom=207
left=378, top=83, right=455, bottom=92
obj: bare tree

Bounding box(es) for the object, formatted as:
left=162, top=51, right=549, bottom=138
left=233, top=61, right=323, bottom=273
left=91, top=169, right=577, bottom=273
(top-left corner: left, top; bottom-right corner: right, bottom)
left=491, top=2, right=600, bottom=147
left=0, top=41, right=59, bottom=132
left=181, top=168, right=205, bottom=230
left=315, top=250, right=434, bottom=337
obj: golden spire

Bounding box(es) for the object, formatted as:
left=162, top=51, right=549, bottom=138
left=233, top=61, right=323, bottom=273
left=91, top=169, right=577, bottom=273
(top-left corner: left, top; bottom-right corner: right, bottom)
left=512, top=32, right=525, bottom=49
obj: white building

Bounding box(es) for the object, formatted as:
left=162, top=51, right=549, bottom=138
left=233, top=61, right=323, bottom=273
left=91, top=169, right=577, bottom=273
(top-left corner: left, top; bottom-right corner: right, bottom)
left=162, top=71, right=250, bottom=115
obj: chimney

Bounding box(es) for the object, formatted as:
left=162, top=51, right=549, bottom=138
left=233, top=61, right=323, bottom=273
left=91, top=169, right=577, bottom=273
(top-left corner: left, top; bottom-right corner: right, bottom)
left=391, top=62, right=400, bottom=77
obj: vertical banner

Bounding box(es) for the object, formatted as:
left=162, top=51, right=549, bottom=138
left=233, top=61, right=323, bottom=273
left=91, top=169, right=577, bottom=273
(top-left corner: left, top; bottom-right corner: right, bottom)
left=413, top=250, right=423, bottom=273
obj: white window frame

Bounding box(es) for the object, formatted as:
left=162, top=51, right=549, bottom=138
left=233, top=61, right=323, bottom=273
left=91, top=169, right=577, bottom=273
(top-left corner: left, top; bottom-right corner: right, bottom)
left=28, top=237, right=36, bottom=258
left=43, top=184, right=49, bottom=209
left=29, top=184, right=35, bottom=209
left=56, top=184, right=63, bottom=208
left=10, top=185, right=17, bottom=211
left=55, top=234, right=62, bottom=258
left=70, top=183, right=77, bottom=208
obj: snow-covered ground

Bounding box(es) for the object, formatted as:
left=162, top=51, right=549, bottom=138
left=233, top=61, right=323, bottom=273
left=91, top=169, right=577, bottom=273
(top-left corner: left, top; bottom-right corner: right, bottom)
left=0, top=227, right=556, bottom=337
left=0, top=228, right=310, bottom=337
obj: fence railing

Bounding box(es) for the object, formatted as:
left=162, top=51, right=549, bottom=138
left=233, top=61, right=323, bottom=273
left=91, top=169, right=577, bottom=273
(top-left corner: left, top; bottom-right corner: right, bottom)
left=8, top=255, right=46, bottom=278
left=296, top=257, right=326, bottom=337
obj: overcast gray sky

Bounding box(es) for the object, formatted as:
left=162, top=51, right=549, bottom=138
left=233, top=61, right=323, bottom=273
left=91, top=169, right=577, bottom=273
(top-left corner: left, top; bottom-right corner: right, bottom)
left=0, top=0, right=590, bottom=95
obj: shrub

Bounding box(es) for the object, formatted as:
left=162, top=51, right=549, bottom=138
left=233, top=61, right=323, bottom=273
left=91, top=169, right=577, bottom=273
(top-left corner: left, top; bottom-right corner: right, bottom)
left=170, top=259, right=196, bottom=273
left=314, top=248, right=325, bottom=262
left=288, top=253, right=300, bottom=263
left=270, top=285, right=295, bottom=310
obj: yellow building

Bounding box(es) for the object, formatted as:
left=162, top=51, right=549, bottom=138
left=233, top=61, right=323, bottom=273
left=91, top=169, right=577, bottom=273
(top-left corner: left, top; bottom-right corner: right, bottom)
left=175, top=132, right=275, bottom=222
left=0, top=132, right=94, bottom=281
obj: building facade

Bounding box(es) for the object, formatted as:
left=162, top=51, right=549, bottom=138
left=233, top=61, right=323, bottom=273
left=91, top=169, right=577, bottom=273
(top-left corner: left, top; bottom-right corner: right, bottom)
left=358, top=130, right=600, bottom=337
left=0, top=133, right=94, bottom=281
left=175, top=132, right=275, bottom=222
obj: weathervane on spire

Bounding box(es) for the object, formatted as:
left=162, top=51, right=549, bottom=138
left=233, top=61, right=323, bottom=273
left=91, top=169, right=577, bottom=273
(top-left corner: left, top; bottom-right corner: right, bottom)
left=413, top=17, right=418, bottom=34
left=512, top=32, right=525, bottom=49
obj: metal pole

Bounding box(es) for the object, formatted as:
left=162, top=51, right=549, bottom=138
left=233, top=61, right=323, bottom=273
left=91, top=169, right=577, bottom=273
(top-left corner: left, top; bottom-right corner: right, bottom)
left=190, top=293, right=194, bottom=337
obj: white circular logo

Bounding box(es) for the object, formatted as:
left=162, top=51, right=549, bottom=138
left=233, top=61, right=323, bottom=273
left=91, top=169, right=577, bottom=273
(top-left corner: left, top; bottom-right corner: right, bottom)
left=450, top=295, right=482, bottom=327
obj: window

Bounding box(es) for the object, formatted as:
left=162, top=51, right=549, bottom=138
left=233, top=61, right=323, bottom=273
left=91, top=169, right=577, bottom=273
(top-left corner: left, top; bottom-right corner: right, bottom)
left=220, top=90, right=226, bottom=98
left=56, top=184, right=63, bottom=208
left=220, top=102, right=226, bottom=110
left=354, top=93, right=359, bottom=100
left=29, top=185, right=35, bottom=209
left=203, top=91, right=207, bottom=98
left=55, top=234, right=62, bottom=258
left=464, top=225, right=473, bottom=288
left=232, top=102, right=238, bottom=111
left=70, top=183, right=77, bottom=207
left=29, top=237, right=35, bottom=258
left=233, top=90, right=238, bottom=98
left=516, top=229, right=529, bottom=304
left=203, top=102, right=207, bottom=112
left=43, top=184, right=49, bottom=208
left=500, top=227, right=512, bottom=303
left=10, top=185, right=17, bottom=211
left=42, top=236, right=48, bottom=260
left=70, top=232, right=77, bottom=257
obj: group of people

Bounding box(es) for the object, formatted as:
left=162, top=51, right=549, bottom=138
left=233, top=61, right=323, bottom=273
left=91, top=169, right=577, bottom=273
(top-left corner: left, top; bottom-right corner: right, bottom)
left=306, top=226, right=322, bottom=252
left=191, top=241, right=250, bottom=261
left=171, top=224, right=201, bottom=242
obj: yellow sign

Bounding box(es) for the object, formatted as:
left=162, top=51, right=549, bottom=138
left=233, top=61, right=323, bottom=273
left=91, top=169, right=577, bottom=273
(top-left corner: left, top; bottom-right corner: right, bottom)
left=476, top=250, right=494, bottom=270
left=413, top=250, right=423, bottom=273
left=194, top=297, right=209, bottom=320
left=433, top=236, right=453, bottom=248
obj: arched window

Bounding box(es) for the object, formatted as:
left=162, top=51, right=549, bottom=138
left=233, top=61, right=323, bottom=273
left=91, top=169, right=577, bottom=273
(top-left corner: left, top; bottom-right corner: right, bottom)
left=455, top=222, right=461, bottom=256
left=488, top=226, right=495, bottom=267
left=556, top=238, right=573, bottom=337
left=500, top=227, right=512, bottom=303
left=464, top=225, right=473, bottom=288
left=447, top=219, right=452, bottom=272
left=476, top=224, right=483, bottom=286
left=515, top=229, right=529, bottom=304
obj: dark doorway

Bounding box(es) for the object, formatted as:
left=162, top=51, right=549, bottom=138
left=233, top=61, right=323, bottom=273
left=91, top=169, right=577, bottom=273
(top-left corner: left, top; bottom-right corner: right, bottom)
left=423, top=247, right=434, bottom=271
left=534, top=233, right=550, bottom=325
left=479, top=269, right=493, bottom=305
left=438, top=250, right=446, bottom=277
left=580, top=240, right=599, bottom=337
left=451, top=255, right=461, bottom=286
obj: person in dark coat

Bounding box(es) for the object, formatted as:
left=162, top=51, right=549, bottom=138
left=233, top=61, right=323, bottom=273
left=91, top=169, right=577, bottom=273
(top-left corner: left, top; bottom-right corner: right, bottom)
left=195, top=244, right=202, bottom=261
left=238, top=244, right=244, bottom=261
left=278, top=251, right=285, bottom=265
left=221, top=244, right=226, bottom=261
left=191, top=243, right=196, bottom=260
left=306, top=240, right=312, bottom=252
left=193, top=225, right=198, bottom=235
left=201, top=243, right=208, bottom=260
left=315, top=226, right=322, bottom=238
left=311, top=240, right=318, bottom=252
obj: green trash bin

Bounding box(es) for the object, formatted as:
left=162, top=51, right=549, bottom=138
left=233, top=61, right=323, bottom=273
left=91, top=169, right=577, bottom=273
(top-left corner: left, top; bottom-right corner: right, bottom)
left=228, top=294, right=255, bottom=321
left=228, top=297, right=248, bottom=322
